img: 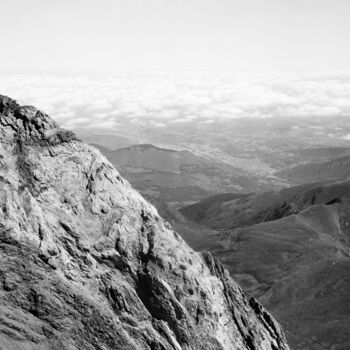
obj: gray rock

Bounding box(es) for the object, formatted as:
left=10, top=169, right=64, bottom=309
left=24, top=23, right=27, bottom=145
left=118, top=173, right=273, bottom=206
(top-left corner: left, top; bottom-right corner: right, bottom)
left=0, top=95, right=289, bottom=350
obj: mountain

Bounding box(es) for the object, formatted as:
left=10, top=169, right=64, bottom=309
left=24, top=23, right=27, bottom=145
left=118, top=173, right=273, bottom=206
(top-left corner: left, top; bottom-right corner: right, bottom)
left=180, top=180, right=350, bottom=349
left=98, top=143, right=268, bottom=205
left=77, top=132, right=136, bottom=150
left=125, top=115, right=350, bottom=185
left=180, top=180, right=350, bottom=230
left=0, top=95, right=289, bottom=350
left=277, top=154, right=350, bottom=184
left=88, top=142, right=113, bottom=154
left=292, top=147, right=350, bottom=163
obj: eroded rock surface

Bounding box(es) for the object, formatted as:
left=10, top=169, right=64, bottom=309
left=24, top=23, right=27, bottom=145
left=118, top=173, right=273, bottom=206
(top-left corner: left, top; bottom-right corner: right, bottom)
left=0, top=95, right=289, bottom=350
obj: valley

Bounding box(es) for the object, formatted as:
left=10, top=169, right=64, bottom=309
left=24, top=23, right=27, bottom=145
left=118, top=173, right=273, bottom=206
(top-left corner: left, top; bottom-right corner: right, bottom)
left=85, top=122, right=350, bottom=350
left=93, top=143, right=275, bottom=205
left=80, top=115, right=350, bottom=190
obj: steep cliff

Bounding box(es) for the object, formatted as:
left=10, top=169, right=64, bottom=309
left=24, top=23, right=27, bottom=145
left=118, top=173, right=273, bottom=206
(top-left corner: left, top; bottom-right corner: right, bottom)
left=0, top=95, right=289, bottom=350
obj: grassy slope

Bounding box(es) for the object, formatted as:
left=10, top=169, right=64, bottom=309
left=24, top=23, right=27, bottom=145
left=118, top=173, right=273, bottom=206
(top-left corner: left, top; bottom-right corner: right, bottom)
left=180, top=180, right=350, bottom=350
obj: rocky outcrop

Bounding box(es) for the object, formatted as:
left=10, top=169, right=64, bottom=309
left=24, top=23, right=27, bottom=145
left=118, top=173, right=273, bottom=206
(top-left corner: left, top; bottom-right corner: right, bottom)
left=0, top=95, right=289, bottom=350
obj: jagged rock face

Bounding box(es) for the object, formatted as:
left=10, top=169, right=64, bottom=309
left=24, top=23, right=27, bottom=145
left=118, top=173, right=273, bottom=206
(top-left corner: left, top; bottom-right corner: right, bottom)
left=0, top=95, right=289, bottom=350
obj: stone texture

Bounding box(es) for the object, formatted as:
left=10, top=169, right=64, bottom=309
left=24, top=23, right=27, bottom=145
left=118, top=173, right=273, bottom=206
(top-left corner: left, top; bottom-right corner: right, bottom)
left=0, top=95, right=289, bottom=350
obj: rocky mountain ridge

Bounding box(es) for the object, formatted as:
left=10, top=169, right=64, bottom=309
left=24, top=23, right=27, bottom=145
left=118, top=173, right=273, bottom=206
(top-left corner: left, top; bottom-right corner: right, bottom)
left=0, top=95, right=289, bottom=350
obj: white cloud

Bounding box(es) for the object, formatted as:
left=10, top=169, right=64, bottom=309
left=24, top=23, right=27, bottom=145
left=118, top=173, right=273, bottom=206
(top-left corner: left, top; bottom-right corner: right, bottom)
left=1, top=72, right=350, bottom=132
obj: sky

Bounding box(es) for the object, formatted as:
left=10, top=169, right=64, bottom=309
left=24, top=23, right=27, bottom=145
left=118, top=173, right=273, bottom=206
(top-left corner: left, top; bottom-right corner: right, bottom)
left=1, top=0, right=350, bottom=133
left=1, top=0, right=350, bottom=73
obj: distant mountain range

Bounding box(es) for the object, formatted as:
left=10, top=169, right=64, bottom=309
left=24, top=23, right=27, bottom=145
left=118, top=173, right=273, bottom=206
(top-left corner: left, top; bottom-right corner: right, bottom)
left=291, top=147, right=350, bottom=163
left=180, top=179, right=350, bottom=229
left=78, top=132, right=136, bottom=150
left=278, top=153, right=350, bottom=184
left=95, top=143, right=273, bottom=205
left=180, top=179, right=350, bottom=350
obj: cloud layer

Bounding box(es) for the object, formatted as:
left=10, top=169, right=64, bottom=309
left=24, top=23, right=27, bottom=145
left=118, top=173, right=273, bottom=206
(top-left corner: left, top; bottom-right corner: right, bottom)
left=1, top=72, right=350, bottom=132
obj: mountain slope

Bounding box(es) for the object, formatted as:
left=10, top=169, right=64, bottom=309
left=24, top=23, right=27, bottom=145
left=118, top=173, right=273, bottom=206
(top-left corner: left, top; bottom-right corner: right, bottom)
left=99, top=143, right=267, bottom=205
left=210, top=204, right=350, bottom=350
left=277, top=154, right=350, bottom=184
left=180, top=179, right=350, bottom=230
left=0, top=95, right=289, bottom=350
left=78, top=132, right=136, bottom=150
left=180, top=181, right=350, bottom=349
left=292, top=147, right=350, bottom=163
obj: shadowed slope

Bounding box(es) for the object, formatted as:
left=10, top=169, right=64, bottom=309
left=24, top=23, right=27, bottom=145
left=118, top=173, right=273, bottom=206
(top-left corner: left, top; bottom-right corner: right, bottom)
left=181, top=181, right=350, bottom=349
left=180, top=179, right=350, bottom=230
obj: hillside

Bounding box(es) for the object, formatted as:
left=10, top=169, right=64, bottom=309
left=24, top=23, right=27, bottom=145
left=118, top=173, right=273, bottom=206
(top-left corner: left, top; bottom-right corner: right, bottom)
left=293, top=147, right=350, bottom=163
left=180, top=180, right=350, bottom=230
left=180, top=180, right=350, bottom=349
left=77, top=132, right=136, bottom=151
left=0, top=95, right=289, bottom=350
left=278, top=154, right=350, bottom=184
left=98, top=143, right=263, bottom=205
